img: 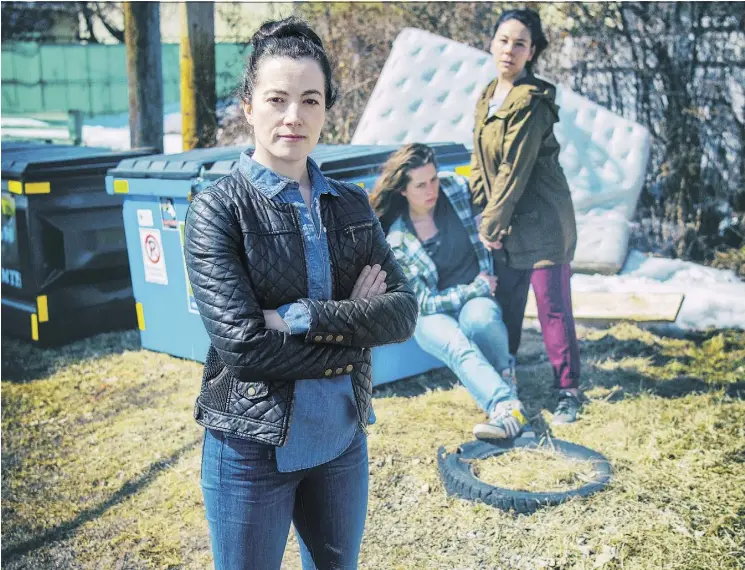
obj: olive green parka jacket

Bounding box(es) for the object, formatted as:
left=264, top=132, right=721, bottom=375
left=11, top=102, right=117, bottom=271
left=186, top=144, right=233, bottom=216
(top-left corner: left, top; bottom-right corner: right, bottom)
left=470, top=73, right=577, bottom=269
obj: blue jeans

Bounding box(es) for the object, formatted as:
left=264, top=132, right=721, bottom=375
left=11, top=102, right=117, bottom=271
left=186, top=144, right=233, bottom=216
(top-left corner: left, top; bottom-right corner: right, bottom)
left=201, top=428, right=368, bottom=570
left=414, top=296, right=515, bottom=412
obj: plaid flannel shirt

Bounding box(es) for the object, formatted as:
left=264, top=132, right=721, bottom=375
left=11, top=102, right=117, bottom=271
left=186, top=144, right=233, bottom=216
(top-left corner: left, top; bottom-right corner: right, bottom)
left=386, top=172, right=493, bottom=317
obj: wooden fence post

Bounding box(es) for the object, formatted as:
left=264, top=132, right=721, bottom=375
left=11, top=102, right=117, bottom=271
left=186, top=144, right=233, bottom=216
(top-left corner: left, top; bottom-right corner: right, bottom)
left=180, top=2, right=217, bottom=150
left=124, top=2, right=164, bottom=153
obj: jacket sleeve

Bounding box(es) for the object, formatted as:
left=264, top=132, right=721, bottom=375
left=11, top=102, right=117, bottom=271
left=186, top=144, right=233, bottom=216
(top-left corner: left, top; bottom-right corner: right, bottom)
left=478, top=100, right=554, bottom=242
left=469, top=148, right=488, bottom=214
left=298, top=214, right=419, bottom=348
left=184, top=191, right=364, bottom=383
left=470, top=83, right=492, bottom=214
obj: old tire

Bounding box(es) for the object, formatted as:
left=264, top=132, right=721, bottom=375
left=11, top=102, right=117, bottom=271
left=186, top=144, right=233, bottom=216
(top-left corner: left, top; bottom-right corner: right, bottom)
left=437, top=436, right=612, bottom=514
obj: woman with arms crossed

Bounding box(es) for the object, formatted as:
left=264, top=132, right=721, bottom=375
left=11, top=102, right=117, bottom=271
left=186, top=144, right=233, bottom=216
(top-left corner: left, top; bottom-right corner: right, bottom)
left=184, top=17, right=417, bottom=570
left=470, top=8, right=583, bottom=424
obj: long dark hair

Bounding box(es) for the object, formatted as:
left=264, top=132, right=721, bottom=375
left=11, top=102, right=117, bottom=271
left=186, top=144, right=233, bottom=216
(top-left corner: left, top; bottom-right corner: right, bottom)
left=240, top=17, right=338, bottom=109
left=492, top=8, right=548, bottom=71
left=370, top=143, right=438, bottom=233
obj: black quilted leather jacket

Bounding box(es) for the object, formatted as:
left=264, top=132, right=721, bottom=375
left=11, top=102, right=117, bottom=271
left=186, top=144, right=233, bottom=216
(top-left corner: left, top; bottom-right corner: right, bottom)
left=184, top=167, right=418, bottom=446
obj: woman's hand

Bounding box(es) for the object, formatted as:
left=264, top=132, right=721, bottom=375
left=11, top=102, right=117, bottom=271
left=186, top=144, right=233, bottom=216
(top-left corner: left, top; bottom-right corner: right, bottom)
left=262, top=310, right=290, bottom=333
left=349, top=264, right=387, bottom=299
left=478, top=272, right=498, bottom=296
left=479, top=232, right=506, bottom=250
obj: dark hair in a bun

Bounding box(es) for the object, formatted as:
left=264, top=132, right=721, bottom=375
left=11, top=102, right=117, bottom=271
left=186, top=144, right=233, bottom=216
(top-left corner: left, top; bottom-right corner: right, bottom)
left=240, top=17, right=337, bottom=110
left=492, top=8, right=548, bottom=71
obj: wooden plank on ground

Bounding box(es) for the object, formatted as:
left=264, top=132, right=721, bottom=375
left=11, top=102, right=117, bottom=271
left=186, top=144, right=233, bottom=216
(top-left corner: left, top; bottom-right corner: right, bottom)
left=1, top=111, right=83, bottom=145
left=524, top=291, right=685, bottom=322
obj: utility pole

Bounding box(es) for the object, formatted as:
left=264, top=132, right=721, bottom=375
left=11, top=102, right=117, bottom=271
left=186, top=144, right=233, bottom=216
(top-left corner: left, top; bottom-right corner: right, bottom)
left=180, top=2, right=217, bottom=150
left=123, top=2, right=164, bottom=153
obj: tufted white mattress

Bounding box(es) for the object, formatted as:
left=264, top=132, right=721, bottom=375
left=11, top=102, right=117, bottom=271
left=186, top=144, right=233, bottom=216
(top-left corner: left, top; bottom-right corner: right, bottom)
left=353, top=28, right=652, bottom=275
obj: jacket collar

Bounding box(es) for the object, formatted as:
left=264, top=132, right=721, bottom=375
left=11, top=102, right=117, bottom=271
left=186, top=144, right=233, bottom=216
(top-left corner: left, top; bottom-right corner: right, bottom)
left=477, top=71, right=557, bottom=122
left=238, top=152, right=339, bottom=199
left=483, top=69, right=536, bottom=100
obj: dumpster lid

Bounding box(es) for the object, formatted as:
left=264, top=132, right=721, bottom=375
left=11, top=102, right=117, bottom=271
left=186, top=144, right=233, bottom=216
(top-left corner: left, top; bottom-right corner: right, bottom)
left=107, top=146, right=249, bottom=181
left=107, top=142, right=470, bottom=185
left=315, top=142, right=469, bottom=178
left=1, top=143, right=156, bottom=181
left=205, top=144, right=405, bottom=180
left=204, top=142, right=469, bottom=181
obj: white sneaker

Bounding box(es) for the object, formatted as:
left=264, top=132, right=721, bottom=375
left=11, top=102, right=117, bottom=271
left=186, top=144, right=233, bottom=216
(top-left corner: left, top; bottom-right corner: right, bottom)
left=473, top=400, right=529, bottom=441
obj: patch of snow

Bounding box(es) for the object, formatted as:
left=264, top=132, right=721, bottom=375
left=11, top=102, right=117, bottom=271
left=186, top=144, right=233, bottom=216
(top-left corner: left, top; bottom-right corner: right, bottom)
left=572, top=250, right=745, bottom=330
left=83, top=103, right=182, bottom=152
left=2, top=127, right=70, bottom=140
left=1, top=117, right=51, bottom=128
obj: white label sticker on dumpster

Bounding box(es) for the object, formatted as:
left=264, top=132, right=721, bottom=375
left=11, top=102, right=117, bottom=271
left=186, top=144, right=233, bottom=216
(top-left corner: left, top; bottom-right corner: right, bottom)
left=160, top=198, right=179, bottom=230
left=137, top=209, right=154, bottom=227
left=139, top=228, right=168, bottom=285
left=178, top=222, right=199, bottom=314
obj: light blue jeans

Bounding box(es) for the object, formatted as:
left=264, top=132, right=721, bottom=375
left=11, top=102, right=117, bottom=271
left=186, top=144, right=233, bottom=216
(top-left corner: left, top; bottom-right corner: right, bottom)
left=414, top=296, right=516, bottom=413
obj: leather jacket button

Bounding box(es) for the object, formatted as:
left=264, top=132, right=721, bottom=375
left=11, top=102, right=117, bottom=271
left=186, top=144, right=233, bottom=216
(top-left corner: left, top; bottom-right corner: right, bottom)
left=246, top=386, right=256, bottom=396
left=345, top=364, right=353, bottom=373
left=335, top=367, right=344, bottom=375
left=336, top=335, right=344, bottom=342
left=324, top=369, right=333, bottom=376
left=314, top=335, right=323, bottom=342
left=325, top=334, right=334, bottom=342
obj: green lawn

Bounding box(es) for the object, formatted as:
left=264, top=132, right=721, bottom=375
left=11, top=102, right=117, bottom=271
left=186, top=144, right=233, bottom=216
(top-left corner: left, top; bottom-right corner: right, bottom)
left=2, top=323, right=744, bottom=569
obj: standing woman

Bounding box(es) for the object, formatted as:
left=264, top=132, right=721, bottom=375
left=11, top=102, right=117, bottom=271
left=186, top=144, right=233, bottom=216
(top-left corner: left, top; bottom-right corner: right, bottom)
left=184, top=17, right=417, bottom=570
left=469, top=8, right=582, bottom=424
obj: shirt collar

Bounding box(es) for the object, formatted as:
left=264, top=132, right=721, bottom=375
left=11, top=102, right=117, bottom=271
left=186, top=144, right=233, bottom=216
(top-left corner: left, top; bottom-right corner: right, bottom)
left=238, top=152, right=339, bottom=199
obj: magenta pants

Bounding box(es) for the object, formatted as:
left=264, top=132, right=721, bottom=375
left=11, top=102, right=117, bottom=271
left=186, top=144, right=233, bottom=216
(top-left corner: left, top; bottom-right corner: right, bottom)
left=494, top=262, right=580, bottom=391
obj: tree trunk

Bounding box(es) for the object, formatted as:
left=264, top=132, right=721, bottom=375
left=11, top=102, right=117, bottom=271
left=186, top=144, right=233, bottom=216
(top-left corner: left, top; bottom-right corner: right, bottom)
left=124, top=2, right=164, bottom=153
left=180, top=2, right=217, bottom=150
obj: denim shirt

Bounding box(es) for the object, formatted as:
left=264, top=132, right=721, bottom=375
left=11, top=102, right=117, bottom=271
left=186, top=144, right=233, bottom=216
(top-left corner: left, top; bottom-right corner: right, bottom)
left=238, top=152, right=370, bottom=472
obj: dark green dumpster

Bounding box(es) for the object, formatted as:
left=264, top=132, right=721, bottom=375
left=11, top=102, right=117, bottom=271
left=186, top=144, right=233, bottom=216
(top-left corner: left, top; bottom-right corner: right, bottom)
left=1, top=142, right=155, bottom=345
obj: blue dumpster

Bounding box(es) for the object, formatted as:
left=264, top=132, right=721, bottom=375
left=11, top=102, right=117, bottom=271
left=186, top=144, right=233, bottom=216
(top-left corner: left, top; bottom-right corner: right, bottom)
left=1, top=142, right=154, bottom=345
left=105, top=147, right=245, bottom=361
left=108, top=144, right=471, bottom=383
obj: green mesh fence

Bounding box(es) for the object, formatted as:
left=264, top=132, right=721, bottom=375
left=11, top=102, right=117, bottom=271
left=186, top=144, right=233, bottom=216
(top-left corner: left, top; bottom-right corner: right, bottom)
left=1, top=42, right=251, bottom=116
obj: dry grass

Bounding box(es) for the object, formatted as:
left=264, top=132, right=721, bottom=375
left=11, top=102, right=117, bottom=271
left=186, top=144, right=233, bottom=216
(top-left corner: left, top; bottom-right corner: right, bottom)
left=711, top=246, right=745, bottom=279
left=469, top=447, right=598, bottom=493
left=2, top=323, right=744, bottom=570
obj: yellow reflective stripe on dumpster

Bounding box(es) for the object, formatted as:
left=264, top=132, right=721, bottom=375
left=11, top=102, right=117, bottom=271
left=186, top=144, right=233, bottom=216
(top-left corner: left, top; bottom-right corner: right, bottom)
left=136, top=302, right=146, bottom=331
left=37, top=295, right=49, bottom=323
left=454, top=165, right=471, bottom=177
left=25, top=182, right=51, bottom=194
left=8, top=181, right=23, bottom=194
left=114, top=180, right=130, bottom=194
left=31, top=314, right=39, bottom=341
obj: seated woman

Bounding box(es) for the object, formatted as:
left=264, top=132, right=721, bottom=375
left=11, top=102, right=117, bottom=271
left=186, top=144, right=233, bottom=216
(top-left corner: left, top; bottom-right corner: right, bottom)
left=371, top=143, right=529, bottom=440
